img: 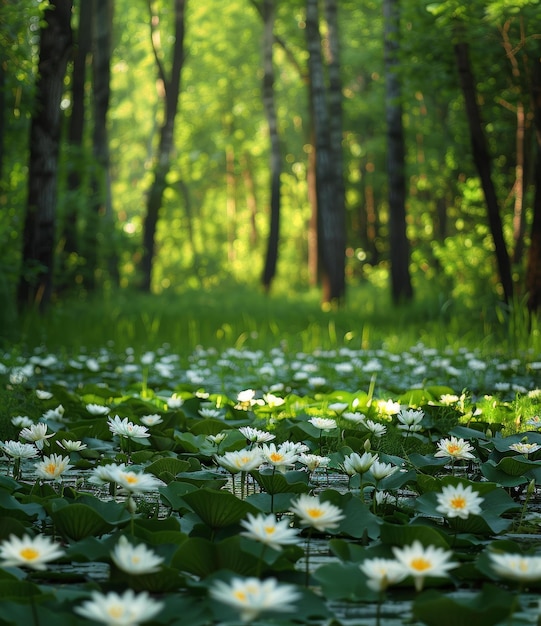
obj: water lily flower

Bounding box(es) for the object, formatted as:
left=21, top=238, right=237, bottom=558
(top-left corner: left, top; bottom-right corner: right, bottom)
left=166, top=395, right=184, bottom=408
left=139, top=414, right=163, bottom=427
left=359, top=557, right=407, bottom=591
left=207, top=432, right=227, bottom=445
left=86, top=403, right=111, bottom=416
left=524, top=415, right=541, bottom=428
left=263, top=392, right=285, bottom=408
left=289, top=494, right=344, bottom=532
left=19, top=422, right=54, bottom=450
left=75, top=589, right=163, bottom=626
left=298, top=453, right=330, bottom=472
left=236, top=389, right=258, bottom=410
left=1, top=440, right=39, bottom=460
left=261, top=442, right=299, bottom=472
left=434, top=436, right=475, bottom=460
left=435, top=483, right=483, bottom=519
left=215, top=449, right=263, bottom=473
left=199, top=407, right=223, bottom=418
left=88, top=463, right=128, bottom=487
left=0, top=533, right=64, bottom=570
left=240, top=513, right=299, bottom=550
left=56, top=439, right=87, bottom=452
left=111, top=536, right=164, bottom=574
left=392, top=540, right=457, bottom=591
left=328, top=402, right=349, bottom=415
left=364, top=420, right=387, bottom=438
left=309, top=417, right=337, bottom=431
left=489, top=552, right=541, bottom=582
left=41, top=404, right=66, bottom=422
left=509, top=442, right=541, bottom=456
left=35, top=453, right=73, bottom=481
left=375, top=399, right=401, bottom=416
left=109, top=467, right=165, bottom=494
left=11, top=415, right=34, bottom=428
left=342, top=451, right=378, bottom=476
left=342, top=411, right=366, bottom=424
left=210, top=576, right=300, bottom=623
left=396, top=408, right=424, bottom=432
left=108, top=416, right=150, bottom=440
left=239, top=426, right=275, bottom=444
left=35, top=390, right=53, bottom=400
left=370, top=460, right=398, bottom=481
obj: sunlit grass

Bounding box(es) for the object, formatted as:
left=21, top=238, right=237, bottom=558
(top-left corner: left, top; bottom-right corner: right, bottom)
left=7, top=277, right=540, bottom=358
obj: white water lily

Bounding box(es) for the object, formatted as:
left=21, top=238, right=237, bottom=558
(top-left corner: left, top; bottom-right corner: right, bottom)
left=108, top=415, right=150, bottom=440
left=11, top=415, right=34, bottom=428
left=396, top=408, right=424, bottom=432
left=435, top=483, right=483, bottom=519
left=75, top=589, right=163, bottom=626
left=342, top=451, right=378, bottom=476
left=110, top=467, right=165, bottom=494
left=86, top=403, right=111, bottom=416
left=289, top=494, right=344, bottom=532
left=56, top=439, right=87, bottom=452
left=35, top=453, right=73, bottom=481
left=210, top=576, right=300, bottom=623
left=370, top=460, right=398, bottom=481
left=309, top=417, right=337, bottom=431
left=139, top=414, right=163, bottom=427
left=239, top=426, right=275, bottom=443
left=364, top=420, right=387, bottom=437
left=260, top=442, right=299, bottom=472
left=434, top=436, right=475, bottom=461
left=392, top=540, right=457, bottom=591
left=489, top=552, right=541, bottom=582
left=509, top=442, right=541, bottom=456
left=0, top=533, right=64, bottom=570
left=298, top=453, right=330, bottom=472
left=240, top=513, right=299, bottom=550
left=111, top=536, right=164, bottom=574
left=1, top=440, right=39, bottom=460
left=215, top=448, right=263, bottom=473
left=19, top=422, right=54, bottom=450
left=359, top=557, right=407, bottom=591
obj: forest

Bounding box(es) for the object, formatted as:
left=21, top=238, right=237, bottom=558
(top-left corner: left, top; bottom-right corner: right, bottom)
left=1, top=0, right=541, bottom=333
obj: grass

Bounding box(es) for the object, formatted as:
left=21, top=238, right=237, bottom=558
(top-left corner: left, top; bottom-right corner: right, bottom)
left=5, top=278, right=540, bottom=358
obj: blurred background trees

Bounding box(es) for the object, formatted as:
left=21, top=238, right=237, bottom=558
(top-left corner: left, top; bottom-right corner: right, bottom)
left=1, top=0, right=540, bottom=316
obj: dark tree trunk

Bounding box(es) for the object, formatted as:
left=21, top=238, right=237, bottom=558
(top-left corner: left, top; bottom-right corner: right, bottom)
left=140, top=0, right=187, bottom=292
left=260, top=0, right=281, bottom=292
left=17, top=0, right=73, bottom=311
left=85, top=0, right=118, bottom=290
left=526, top=53, right=541, bottom=313
left=306, top=0, right=345, bottom=304
left=454, top=41, right=513, bottom=304
left=62, top=0, right=92, bottom=267
left=383, top=0, right=413, bottom=304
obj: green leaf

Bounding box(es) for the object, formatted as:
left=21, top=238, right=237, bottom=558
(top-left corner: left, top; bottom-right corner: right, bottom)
left=251, top=469, right=310, bottom=495
left=314, top=561, right=373, bottom=601
left=146, top=457, right=191, bottom=480
left=412, top=584, right=515, bottom=626
left=49, top=503, right=115, bottom=540
left=380, top=521, right=450, bottom=548
left=181, top=488, right=259, bottom=529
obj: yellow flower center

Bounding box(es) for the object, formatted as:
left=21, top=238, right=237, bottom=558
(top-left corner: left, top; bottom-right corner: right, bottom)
left=269, top=452, right=283, bottom=462
left=306, top=507, right=323, bottom=519
left=108, top=605, right=125, bottom=619
left=125, top=474, right=138, bottom=484
left=410, top=557, right=431, bottom=572
left=233, top=590, right=247, bottom=602
left=264, top=526, right=276, bottom=535
left=20, top=547, right=39, bottom=561
left=131, top=556, right=141, bottom=564
left=450, top=496, right=466, bottom=509
left=447, top=444, right=460, bottom=454
left=45, top=463, right=57, bottom=475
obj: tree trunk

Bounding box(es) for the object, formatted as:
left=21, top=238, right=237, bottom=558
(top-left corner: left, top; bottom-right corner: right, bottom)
left=86, top=0, right=118, bottom=289
left=306, top=0, right=345, bottom=304
left=140, top=0, right=187, bottom=292
left=526, top=53, right=541, bottom=314
left=383, top=0, right=413, bottom=304
left=261, top=0, right=281, bottom=292
left=17, top=0, right=73, bottom=311
left=62, top=0, right=92, bottom=269
left=454, top=41, right=513, bottom=304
